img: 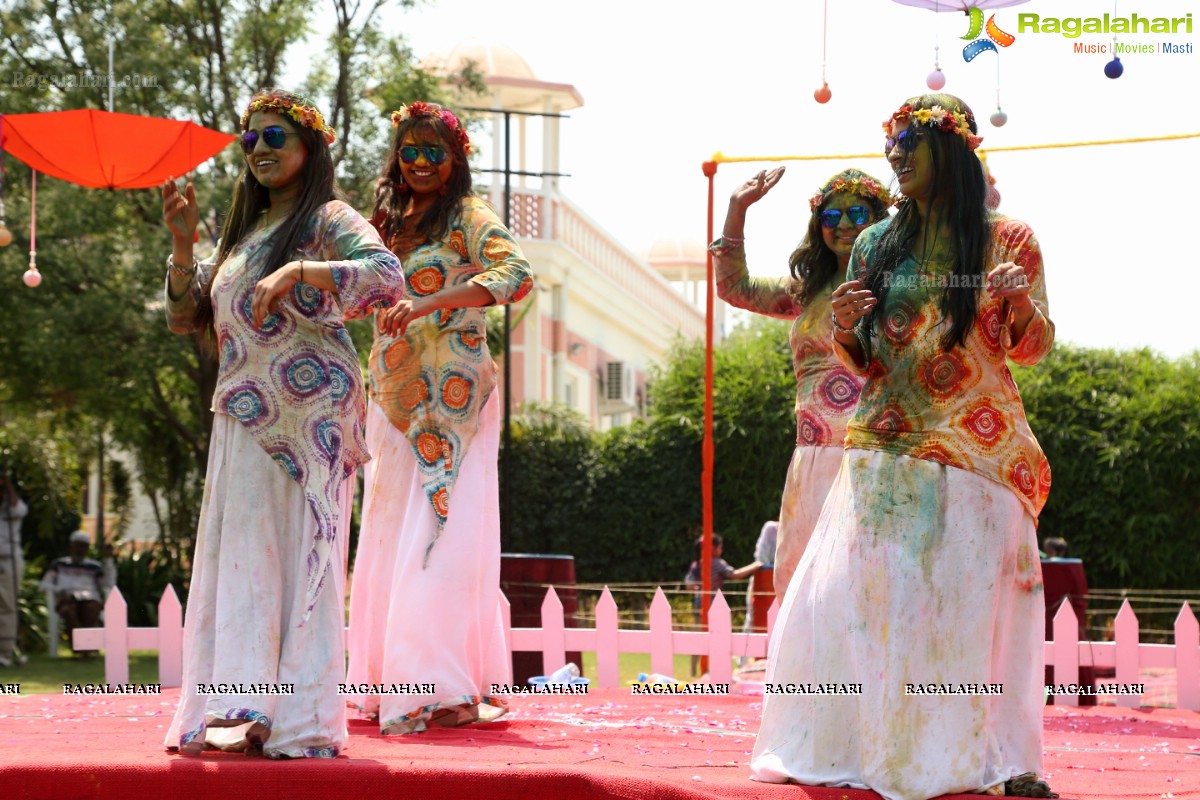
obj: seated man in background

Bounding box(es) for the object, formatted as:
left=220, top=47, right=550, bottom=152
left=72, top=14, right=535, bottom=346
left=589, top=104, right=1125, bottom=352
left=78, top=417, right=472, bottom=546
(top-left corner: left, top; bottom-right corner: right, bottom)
left=40, top=531, right=112, bottom=658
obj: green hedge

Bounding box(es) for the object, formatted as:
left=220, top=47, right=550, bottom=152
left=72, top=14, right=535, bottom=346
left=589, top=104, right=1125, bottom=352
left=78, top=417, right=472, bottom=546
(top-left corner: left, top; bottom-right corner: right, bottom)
left=502, top=327, right=1200, bottom=590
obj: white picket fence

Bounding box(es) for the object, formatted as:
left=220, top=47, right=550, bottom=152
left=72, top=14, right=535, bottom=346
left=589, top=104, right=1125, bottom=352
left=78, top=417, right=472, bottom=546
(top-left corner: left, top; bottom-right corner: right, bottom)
left=72, top=586, right=1200, bottom=711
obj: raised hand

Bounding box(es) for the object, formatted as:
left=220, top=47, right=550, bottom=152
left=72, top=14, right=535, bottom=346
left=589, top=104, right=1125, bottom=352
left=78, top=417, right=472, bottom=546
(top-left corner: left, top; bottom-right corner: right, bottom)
left=730, top=166, right=785, bottom=212
left=161, top=178, right=198, bottom=243
left=831, top=280, right=877, bottom=331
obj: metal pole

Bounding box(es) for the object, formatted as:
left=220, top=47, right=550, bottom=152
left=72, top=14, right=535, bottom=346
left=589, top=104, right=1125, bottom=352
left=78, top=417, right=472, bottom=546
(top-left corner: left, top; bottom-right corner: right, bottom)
left=501, top=111, right=512, bottom=550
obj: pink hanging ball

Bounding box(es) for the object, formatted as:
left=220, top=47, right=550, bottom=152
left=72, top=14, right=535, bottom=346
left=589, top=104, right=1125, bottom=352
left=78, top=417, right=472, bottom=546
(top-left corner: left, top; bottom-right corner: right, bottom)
left=926, top=69, right=946, bottom=91
left=24, top=268, right=42, bottom=288
left=814, top=83, right=832, bottom=104
left=990, top=110, right=1008, bottom=127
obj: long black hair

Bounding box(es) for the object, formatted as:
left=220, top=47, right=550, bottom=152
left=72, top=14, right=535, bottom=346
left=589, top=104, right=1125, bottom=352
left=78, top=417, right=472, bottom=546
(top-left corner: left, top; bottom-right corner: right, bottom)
left=195, top=90, right=339, bottom=338
left=788, top=168, right=891, bottom=306
left=372, top=104, right=474, bottom=248
left=865, top=93, right=990, bottom=350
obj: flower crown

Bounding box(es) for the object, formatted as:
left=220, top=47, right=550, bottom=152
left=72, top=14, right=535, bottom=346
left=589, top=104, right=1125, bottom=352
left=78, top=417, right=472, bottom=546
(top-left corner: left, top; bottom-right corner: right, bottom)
left=391, top=102, right=473, bottom=156
left=808, top=174, right=893, bottom=212
left=883, top=104, right=983, bottom=151
left=241, top=93, right=336, bottom=144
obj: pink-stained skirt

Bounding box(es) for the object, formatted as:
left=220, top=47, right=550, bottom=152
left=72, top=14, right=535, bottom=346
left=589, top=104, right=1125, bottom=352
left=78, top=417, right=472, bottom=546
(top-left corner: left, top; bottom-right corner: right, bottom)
left=165, top=414, right=352, bottom=758
left=345, top=394, right=510, bottom=733
left=752, top=449, right=1045, bottom=800
left=772, top=444, right=846, bottom=599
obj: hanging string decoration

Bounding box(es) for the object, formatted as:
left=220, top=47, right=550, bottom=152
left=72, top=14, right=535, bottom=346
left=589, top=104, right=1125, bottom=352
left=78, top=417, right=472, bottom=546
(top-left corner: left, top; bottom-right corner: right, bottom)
left=814, top=0, right=832, bottom=103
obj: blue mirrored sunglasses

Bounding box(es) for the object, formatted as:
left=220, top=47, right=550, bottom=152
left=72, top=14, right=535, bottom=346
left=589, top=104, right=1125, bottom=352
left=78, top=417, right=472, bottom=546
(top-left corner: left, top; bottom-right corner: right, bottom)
left=240, top=125, right=292, bottom=154
left=820, top=205, right=871, bottom=229
left=399, top=145, right=448, bottom=165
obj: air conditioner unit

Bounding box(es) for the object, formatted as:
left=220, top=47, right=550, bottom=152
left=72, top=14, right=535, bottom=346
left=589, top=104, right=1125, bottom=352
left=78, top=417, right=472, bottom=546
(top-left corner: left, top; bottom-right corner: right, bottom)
left=603, top=361, right=636, bottom=408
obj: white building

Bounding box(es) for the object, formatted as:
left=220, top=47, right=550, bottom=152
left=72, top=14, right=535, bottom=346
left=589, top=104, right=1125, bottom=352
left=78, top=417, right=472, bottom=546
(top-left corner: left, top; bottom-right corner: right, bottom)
left=429, top=38, right=713, bottom=429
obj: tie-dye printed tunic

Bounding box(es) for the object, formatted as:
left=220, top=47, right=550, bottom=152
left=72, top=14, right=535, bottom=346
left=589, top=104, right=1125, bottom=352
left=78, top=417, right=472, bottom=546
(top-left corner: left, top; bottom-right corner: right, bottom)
left=368, top=196, right=533, bottom=557
left=165, top=200, right=404, bottom=614
left=711, top=239, right=864, bottom=446
left=836, top=215, right=1054, bottom=518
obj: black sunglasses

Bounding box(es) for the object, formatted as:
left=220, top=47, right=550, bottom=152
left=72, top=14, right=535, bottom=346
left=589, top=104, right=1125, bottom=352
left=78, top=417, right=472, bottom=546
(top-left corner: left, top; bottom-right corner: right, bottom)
left=399, top=145, right=448, bottom=165
left=884, top=128, right=920, bottom=157
left=241, top=125, right=294, bottom=154
left=820, top=205, right=871, bottom=229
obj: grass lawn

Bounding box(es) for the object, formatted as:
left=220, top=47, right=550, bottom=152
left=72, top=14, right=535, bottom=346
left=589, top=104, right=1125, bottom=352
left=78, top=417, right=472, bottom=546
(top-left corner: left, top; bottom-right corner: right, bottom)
left=2, top=648, right=161, bottom=695
left=579, top=651, right=725, bottom=686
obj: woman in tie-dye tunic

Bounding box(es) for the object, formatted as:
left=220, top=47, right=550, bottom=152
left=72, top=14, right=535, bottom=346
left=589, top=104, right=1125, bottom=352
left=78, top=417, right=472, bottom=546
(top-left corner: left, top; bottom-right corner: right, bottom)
left=346, top=102, right=532, bottom=734
left=160, top=91, right=404, bottom=759
left=752, top=94, right=1058, bottom=800
left=712, top=167, right=892, bottom=597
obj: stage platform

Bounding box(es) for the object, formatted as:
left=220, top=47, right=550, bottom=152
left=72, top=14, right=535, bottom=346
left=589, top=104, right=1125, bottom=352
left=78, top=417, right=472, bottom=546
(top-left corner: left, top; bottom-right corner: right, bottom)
left=2, top=688, right=1198, bottom=799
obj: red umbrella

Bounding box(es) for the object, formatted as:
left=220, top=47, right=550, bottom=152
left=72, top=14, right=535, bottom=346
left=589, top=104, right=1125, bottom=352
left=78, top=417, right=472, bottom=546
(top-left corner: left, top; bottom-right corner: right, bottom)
left=0, top=109, right=235, bottom=189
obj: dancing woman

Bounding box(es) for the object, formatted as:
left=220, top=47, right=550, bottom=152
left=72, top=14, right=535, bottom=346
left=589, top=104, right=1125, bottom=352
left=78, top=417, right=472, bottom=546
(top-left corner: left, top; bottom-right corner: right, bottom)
left=751, top=93, right=1057, bottom=799
left=161, top=90, right=404, bottom=758
left=713, top=166, right=891, bottom=597
left=346, top=102, right=532, bottom=734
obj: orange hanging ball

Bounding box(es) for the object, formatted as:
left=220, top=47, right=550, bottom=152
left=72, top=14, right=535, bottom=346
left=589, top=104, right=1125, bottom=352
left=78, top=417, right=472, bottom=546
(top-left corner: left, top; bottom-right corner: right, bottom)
left=814, top=83, right=832, bottom=104
left=0, top=222, right=12, bottom=248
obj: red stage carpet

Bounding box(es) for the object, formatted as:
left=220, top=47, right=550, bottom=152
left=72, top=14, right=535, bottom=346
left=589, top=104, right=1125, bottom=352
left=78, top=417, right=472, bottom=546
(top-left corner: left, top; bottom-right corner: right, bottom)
left=2, top=688, right=1199, bottom=800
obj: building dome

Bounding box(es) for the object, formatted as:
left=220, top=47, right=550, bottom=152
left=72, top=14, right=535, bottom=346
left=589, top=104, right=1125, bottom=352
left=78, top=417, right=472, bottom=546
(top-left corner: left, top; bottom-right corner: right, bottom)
left=424, top=38, right=583, bottom=112
left=645, top=239, right=707, bottom=269
left=429, top=37, right=539, bottom=81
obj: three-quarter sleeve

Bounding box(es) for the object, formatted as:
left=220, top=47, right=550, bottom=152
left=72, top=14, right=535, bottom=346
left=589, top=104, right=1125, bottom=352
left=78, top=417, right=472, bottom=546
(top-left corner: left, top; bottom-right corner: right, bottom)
left=1001, top=224, right=1054, bottom=366
left=461, top=199, right=533, bottom=305
left=164, top=256, right=214, bottom=335
left=710, top=238, right=802, bottom=319
left=320, top=201, right=406, bottom=320
left=831, top=237, right=872, bottom=376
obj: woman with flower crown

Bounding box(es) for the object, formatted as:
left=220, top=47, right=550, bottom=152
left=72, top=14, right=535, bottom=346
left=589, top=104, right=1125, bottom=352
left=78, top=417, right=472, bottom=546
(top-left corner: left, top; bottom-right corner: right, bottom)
left=159, top=90, right=404, bottom=758
left=345, top=101, right=532, bottom=734
left=750, top=93, right=1057, bottom=799
left=713, top=166, right=891, bottom=599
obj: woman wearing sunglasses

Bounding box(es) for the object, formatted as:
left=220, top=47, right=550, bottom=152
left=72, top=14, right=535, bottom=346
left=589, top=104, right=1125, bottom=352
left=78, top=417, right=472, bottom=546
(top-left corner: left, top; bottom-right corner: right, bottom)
left=713, top=167, right=891, bottom=599
left=159, top=90, right=404, bottom=758
left=345, top=101, right=532, bottom=735
left=751, top=93, right=1056, bottom=799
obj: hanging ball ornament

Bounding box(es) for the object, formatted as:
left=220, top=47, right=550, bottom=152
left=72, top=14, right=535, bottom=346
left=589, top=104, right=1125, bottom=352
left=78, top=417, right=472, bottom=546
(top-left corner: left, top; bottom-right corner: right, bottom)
left=0, top=222, right=12, bottom=248
left=1104, top=56, right=1124, bottom=79
left=926, top=69, right=946, bottom=91
left=814, top=83, right=832, bottom=104
left=990, top=109, right=1008, bottom=127
left=23, top=267, right=42, bottom=288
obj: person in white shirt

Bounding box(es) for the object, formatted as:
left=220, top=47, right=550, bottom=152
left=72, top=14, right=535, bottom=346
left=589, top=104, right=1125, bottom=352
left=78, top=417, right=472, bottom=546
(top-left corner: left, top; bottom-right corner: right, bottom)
left=40, top=531, right=110, bottom=658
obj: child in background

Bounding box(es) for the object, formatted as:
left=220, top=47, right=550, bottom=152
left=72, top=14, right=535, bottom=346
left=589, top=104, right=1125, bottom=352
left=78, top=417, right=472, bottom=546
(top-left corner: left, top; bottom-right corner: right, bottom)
left=685, top=534, right=761, bottom=675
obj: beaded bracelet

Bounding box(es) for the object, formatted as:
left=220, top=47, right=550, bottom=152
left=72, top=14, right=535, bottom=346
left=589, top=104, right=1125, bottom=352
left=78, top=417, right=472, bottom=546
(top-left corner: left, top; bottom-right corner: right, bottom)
left=721, top=233, right=746, bottom=244
left=830, top=312, right=857, bottom=334
left=166, top=253, right=196, bottom=278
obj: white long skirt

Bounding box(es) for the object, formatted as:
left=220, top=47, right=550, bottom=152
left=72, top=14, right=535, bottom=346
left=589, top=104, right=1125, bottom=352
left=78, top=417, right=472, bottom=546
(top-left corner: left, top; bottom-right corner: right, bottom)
left=345, top=394, right=510, bottom=733
left=772, top=444, right=845, bottom=599
left=751, top=449, right=1045, bottom=800
left=165, top=414, right=352, bottom=758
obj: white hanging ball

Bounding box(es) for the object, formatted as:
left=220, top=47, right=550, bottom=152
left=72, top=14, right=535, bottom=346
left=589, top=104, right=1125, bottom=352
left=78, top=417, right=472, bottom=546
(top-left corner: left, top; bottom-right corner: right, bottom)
left=990, top=109, right=1008, bottom=127
left=926, top=69, right=946, bottom=91
left=24, top=268, right=42, bottom=287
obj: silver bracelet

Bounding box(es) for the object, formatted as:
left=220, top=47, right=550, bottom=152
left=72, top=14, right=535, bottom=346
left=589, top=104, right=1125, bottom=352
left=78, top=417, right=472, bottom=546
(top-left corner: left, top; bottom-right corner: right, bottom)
left=830, top=312, right=856, bottom=334
left=166, top=253, right=196, bottom=278
left=721, top=233, right=745, bottom=244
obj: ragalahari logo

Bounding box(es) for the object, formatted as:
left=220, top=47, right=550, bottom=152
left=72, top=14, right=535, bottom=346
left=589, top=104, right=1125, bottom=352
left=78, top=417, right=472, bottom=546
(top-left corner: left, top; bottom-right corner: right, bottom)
left=961, top=7, right=1016, bottom=62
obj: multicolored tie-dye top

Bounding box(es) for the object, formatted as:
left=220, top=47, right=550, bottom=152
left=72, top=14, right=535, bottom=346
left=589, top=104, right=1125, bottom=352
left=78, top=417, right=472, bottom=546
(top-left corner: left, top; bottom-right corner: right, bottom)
left=711, top=239, right=865, bottom=447
left=165, top=200, right=404, bottom=618
left=836, top=215, right=1054, bottom=518
left=369, top=196, right=533, bottom=561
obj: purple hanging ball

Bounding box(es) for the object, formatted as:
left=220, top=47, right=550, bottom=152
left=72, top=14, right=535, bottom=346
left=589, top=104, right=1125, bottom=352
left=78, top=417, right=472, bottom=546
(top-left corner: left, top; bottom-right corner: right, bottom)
left=990, top=109, right=1008, bottom=127
left=1104, top=57, right=1124, bottom=79
left=814, top=83, right=832, bottom=104
left=926, top=69, right=946, bottom=91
